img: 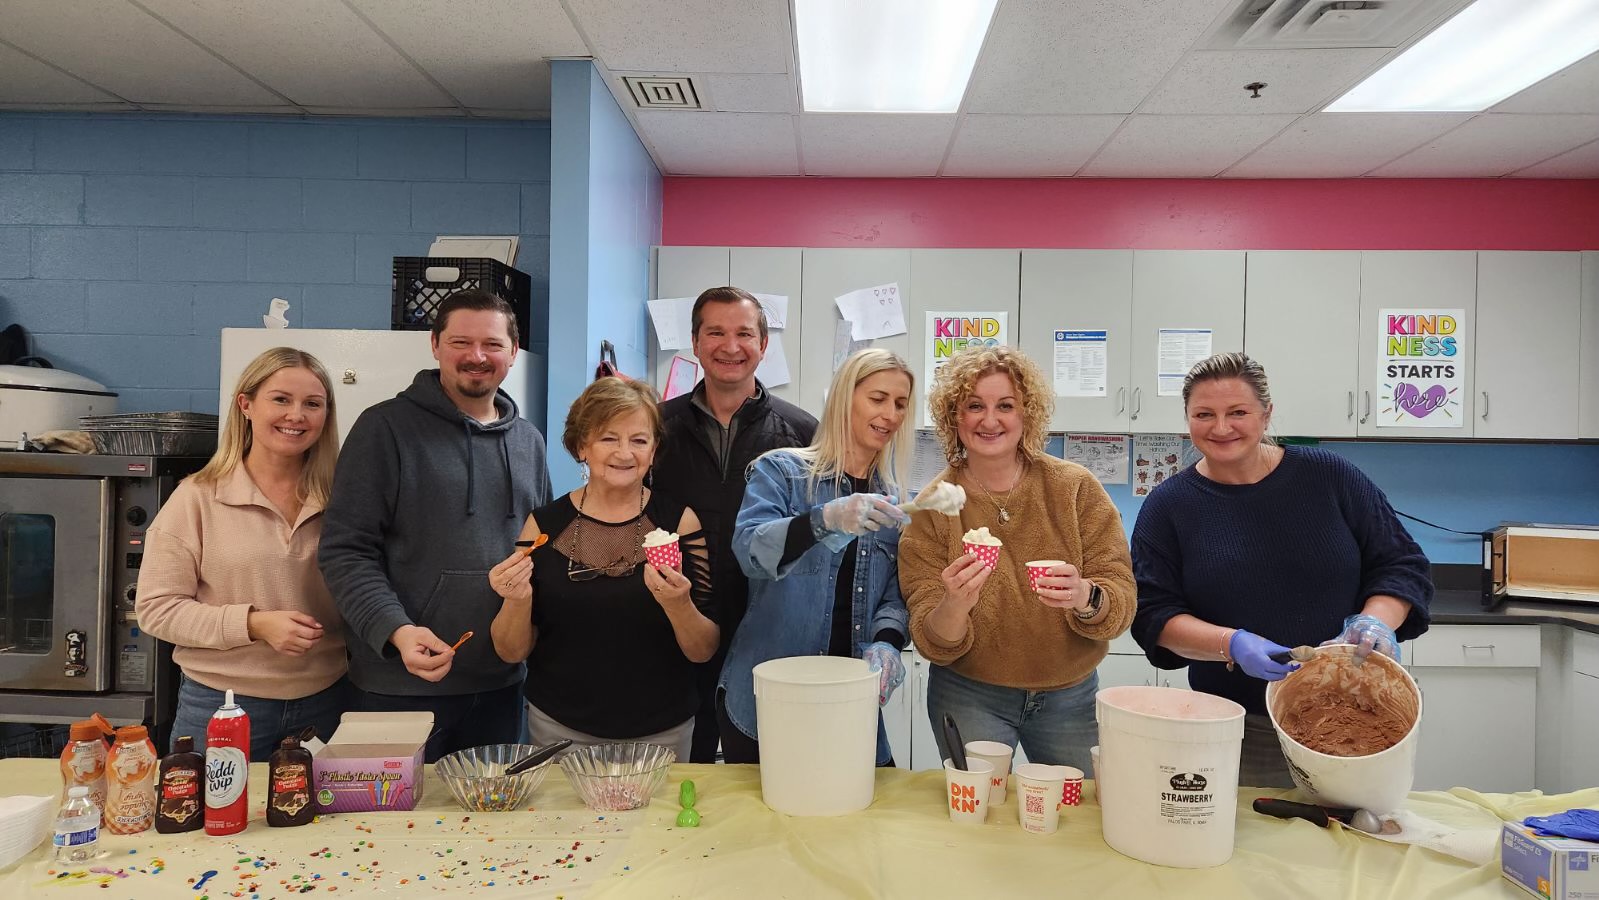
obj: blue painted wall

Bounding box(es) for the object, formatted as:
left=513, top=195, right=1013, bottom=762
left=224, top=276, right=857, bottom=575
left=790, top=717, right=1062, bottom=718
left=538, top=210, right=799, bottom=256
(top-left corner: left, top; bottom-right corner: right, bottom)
left=0, top=113, right=550, bottom=415
left=547, top=61, right=663, bottom=494
left=1050, top=436, right=1599, bottom=566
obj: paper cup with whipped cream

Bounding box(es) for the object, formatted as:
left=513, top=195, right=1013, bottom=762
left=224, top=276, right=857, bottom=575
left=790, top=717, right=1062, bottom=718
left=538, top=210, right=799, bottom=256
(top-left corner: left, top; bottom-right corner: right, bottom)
left=641, top=528, right=681, bottom=570
left=962, top=526, right=1003, bottom=569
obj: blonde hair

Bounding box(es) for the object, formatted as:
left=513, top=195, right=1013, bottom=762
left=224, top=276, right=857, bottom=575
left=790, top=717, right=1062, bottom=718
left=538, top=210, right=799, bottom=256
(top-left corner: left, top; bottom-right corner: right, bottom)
left=926, top=345, right=1051, bottom=466
left=562, top=377, right=663, bottom=461
left=195, top=347, right=340, bottom=506
left=767, top=348, right=915, bottom=499
left=1182, top=351, right=1276, bottom=446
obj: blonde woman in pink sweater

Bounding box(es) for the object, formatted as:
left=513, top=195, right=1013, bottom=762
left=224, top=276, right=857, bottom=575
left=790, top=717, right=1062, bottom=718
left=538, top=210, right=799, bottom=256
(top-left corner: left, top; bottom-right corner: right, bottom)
left=137, top=348, right=347, bottom=760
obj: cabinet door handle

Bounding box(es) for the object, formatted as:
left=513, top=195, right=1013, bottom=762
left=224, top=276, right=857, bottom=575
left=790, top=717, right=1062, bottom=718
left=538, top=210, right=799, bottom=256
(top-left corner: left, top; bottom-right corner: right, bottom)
left=1461, top=644, right=1496, bottom=652
left=1481, top=391, right=1488, bottom=420
left=1359, top=391, right=1370, bottom=424
left=1130, top=387, right=1141, bottom=420
left=1347, top=391, right=1354, bottom=420
left=1116, top=387, right=1126, bottom=415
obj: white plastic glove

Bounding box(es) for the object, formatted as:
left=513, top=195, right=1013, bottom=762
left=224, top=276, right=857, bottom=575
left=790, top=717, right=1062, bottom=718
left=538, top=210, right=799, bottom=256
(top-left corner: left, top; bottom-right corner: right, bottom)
left=861, top=641, right=905, bottom=707
left=811, top=494, right=910, bottom=551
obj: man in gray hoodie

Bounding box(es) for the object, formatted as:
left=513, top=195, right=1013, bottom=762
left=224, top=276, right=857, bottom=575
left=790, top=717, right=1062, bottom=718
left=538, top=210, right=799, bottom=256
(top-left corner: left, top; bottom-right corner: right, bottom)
left=319, top=290, right=551, bottom=761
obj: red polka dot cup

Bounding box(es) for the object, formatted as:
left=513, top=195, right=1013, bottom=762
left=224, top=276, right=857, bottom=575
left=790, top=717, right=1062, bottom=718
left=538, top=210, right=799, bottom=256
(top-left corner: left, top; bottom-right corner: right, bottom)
left=1059, top=765, right=1084, bottom=806
left=1025, top=560, right=1066, bottom=593
left=963, top=541, right=1002, bottom=569
left=642, top=535, right=682, bottom=570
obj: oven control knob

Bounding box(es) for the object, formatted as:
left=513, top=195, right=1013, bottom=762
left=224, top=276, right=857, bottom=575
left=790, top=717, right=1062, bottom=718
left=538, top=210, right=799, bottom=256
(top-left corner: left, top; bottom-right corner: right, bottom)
left=126, top=506, right=148, bottom=527
left=124, top=584, right=138, bottom=604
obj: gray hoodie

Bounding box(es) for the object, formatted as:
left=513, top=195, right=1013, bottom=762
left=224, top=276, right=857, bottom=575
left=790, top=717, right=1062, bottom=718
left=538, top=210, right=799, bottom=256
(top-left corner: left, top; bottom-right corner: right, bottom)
left=318, top=370, right=551, bottom=696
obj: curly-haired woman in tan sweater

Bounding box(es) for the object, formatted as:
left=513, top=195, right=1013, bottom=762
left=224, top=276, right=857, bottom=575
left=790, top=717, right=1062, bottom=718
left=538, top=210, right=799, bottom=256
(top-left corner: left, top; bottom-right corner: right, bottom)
left=898, top=346, right=1134, bottom=773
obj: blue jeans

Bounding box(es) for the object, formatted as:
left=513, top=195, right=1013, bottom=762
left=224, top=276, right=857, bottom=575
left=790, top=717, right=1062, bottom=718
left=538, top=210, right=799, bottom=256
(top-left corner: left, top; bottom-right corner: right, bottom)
left=926, top=665, right=1098, bottom=774
left=355, top=683, right=523, bottom=763
left=172, top=675, right=351, bottom=762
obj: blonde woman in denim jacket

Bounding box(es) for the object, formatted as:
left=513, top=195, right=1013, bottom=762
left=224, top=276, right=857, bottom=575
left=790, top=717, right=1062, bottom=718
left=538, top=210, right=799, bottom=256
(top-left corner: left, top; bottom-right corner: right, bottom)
left=718, top=350, right=916, bottom=766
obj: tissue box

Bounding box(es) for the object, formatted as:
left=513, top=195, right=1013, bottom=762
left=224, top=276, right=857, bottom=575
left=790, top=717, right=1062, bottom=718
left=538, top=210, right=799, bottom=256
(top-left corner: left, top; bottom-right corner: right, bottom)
left=1502, top=822, right=1599, bottom=900
left=312, top=712, right=433, bottom=813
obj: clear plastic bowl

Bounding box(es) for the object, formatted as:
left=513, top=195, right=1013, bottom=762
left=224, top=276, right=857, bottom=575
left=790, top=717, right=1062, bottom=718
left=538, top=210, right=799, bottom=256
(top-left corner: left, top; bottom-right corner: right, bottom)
left=435, top=744, right=553, bottom=812
left=558, top=742, right=676, bottom=811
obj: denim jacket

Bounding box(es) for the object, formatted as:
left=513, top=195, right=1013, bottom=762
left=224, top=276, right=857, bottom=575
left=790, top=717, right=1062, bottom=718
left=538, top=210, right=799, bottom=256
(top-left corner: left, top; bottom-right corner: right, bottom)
left=719, top=450, right=909, bottom=765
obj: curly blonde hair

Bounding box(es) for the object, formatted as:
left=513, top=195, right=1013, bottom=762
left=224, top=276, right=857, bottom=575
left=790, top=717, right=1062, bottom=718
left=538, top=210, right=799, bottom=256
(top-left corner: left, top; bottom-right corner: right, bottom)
left=926, top=345, right=1052, bottom=466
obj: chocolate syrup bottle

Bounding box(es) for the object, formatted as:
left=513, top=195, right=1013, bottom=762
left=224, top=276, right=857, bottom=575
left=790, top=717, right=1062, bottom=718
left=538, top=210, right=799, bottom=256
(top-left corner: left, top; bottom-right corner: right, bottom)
left=266, top=735, right=314, bottom=828
left=154, top=736, right=204, bottom=834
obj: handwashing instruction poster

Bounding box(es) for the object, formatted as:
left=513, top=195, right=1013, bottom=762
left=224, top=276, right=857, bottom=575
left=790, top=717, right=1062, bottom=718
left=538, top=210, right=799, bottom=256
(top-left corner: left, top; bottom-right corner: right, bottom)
left=924, top=311, right=1008, bottom=426
left=1376, top=308, right=1464, bottom=428
left=1062, top=433, right=1128, bottom=485
left=1132, top=434, right=1192, bottom=496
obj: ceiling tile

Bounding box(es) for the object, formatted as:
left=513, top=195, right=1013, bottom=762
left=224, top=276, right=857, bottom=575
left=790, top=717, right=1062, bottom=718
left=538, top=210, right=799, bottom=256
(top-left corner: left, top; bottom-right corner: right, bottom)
left=1140, top=49, right=1390, bottom=115
left=800, top=114, right=956, bottom=177
left=469, top=109, right=553, bottom=120
left=347, top=0, right=586, bottom=111
left=943, top=115, right=1124, bottom=177
left=1373, top=114, right=1599, bottom=177
left=0, top=101, right=138, bottom=113
left=565, top=0, right=790, bottom=74
left=963, top=0, right=1237, bottom=115
left=701, top=74, right=797, bottom=113
left=636, top=111, right=797, bottom=175
left=1079, top=114, right=1296, bottom=177
left=0, top=0, right=280, bottom=106
left=1492, top=51, right=1599, bottom=115
left=0, top=42, right=123, bottom=104
left=139, top=0, right=453, bottom=108
left=301, top=107, right=467, bottom=118
left=1225, top=112, right=1471, bottom=178
left=1510, top=138, right=1599, bottom=177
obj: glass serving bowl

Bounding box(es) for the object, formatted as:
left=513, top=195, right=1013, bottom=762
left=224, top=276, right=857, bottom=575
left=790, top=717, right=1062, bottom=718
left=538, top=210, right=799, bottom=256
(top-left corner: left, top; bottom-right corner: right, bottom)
left=434, top=743, right=553, bottom=812
left=558, top=742, right=676, bottom=811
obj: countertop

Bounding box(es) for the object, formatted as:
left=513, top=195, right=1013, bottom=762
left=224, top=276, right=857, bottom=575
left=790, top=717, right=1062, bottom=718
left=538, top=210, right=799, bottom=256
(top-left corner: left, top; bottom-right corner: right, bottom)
left=1430, top=588, right=1599, bottom=635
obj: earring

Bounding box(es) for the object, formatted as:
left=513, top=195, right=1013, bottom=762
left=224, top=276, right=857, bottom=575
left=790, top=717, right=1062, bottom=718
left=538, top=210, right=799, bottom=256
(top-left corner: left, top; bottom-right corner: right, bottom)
left=579, top=460, right=590, bottom=483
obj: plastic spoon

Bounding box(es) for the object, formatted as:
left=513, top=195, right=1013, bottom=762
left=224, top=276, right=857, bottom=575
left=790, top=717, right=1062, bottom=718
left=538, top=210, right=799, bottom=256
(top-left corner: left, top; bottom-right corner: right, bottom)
left=941, top=713, right=969, bottom=771
left=506, top=739, right=573, bottom=775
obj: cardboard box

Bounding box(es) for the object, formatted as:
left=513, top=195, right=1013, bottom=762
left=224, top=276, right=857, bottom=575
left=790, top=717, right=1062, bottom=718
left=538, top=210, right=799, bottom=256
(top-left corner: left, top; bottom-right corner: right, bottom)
left=1502, top=822, right=1599, bottom=900
left=312, top=712, right=433, bottom=813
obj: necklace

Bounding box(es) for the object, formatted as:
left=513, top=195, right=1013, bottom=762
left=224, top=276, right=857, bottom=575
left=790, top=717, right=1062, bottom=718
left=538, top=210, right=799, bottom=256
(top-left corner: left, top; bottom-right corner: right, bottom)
left=568, top=482, right=646, bottom=579
left=969, top=458, right=1026, bottom=525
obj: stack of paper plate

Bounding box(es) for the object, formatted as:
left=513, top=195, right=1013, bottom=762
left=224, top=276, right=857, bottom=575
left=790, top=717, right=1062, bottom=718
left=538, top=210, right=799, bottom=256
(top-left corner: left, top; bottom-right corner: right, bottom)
left=0, top=795, right=56, bottom=869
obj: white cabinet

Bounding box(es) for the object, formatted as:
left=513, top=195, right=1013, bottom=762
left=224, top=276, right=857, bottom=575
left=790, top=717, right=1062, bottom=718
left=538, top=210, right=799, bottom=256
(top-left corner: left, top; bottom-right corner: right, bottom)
left=1408, top=624, right=1540, bottom=793
left=1243, top=251, right=1361, bottom=437
left=882, top=649, right=915, bottom=768
left=1097, top=631, right=1155, bottom=689
left=1579, top=252, right=1599, bottom=439
left=1129, top=251, right=1245, bottom=433
left=907, top=648, right=942, bottom=771
left=1476, top=252, right=1582, bottom=439
left=1569, top=631, right=1599, bottom=790
left=1357, top=251, right=1477, bottom=438
left=798, top=249, right=913, bottom=418
left=1018, top=250, right=1135, bottom=433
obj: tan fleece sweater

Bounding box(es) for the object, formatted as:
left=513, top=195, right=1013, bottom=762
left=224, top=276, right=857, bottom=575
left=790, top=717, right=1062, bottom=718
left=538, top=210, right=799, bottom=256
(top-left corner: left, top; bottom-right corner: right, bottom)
left=899, top=455, right=1135, bottom=690
left=136, top=466, right=346, bottom=700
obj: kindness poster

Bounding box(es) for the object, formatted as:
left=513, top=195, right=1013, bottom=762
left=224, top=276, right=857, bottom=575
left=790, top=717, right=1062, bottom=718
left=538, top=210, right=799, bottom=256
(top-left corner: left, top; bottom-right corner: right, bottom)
left=925, top=312, right=1008, bottom=426
left=1376, top=308, right=1464, bottom=428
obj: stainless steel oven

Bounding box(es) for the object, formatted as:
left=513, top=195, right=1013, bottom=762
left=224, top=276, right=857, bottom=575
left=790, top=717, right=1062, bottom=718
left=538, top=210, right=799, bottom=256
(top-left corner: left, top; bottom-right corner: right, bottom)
left=0, top=452, right=206, bottom=735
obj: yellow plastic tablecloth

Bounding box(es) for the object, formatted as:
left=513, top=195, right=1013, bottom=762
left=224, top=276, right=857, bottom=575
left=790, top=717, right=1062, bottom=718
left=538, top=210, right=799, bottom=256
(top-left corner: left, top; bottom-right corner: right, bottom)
left=2, top=758, right=1584, bottom=898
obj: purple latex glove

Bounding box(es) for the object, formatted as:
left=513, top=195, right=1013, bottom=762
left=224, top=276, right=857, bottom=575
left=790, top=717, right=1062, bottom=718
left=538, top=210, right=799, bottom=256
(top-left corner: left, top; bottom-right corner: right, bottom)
left=861, top=642, right=905, bottom=706
left=1326, top=613, right=1401, bottom=665
left=1230, top=630, right=1300, bottom=681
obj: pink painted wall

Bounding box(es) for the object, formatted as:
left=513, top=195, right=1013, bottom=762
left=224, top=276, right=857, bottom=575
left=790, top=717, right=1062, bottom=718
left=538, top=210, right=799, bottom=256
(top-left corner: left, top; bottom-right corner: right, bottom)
left=662, top=178, right=1599, bottom=250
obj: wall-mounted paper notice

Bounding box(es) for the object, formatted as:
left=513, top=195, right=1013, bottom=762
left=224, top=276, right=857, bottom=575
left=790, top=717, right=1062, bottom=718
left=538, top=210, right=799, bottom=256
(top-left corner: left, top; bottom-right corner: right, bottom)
left=1156, top=328, right=1212, bottom=397
left=648, top=297, right=696, bottom=350
left=1132, top=433, right=1193, bottom=496
left=1053, top=329, right=1107, bottom=397
left=752, top=293, right=788, bottom=330
left=833, top=318, right=870, bottom=370
left=1062, top=433, right=1129, bottom=485
left=757, top=337, right=791, bottom=388
left=664, top=355, right=700, bottom=400
left=909, top=429, right=947, bottom=494
left=834, top=283, right=907, bottom=341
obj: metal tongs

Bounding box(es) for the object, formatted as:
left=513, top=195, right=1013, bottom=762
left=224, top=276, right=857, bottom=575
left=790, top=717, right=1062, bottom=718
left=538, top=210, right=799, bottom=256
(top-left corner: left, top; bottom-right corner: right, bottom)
left=506, top=739, right=573, bottom=775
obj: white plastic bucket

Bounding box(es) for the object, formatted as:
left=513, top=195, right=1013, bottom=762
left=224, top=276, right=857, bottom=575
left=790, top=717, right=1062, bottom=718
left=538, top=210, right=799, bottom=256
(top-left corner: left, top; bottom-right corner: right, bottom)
left=1265, top=644, right=1422, bottom=814
left=1096, top=686, right=1246, bottom=868
left=752, top=656, right=879, bottom=816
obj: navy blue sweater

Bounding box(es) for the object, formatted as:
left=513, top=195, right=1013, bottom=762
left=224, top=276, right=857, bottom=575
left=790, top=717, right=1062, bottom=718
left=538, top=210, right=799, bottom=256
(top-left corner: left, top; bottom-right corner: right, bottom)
left=1130, top=446, right=1432, bottom=715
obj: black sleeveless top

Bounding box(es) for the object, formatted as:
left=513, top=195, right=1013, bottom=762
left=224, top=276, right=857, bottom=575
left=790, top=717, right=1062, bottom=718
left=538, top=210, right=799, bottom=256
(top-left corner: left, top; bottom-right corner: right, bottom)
left=524, top=490, right=712, bottom=738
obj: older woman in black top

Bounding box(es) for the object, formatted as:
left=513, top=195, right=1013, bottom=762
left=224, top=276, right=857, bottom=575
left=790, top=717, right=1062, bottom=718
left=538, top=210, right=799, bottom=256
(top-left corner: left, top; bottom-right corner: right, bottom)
left=489, top=377, right=718, bottom=759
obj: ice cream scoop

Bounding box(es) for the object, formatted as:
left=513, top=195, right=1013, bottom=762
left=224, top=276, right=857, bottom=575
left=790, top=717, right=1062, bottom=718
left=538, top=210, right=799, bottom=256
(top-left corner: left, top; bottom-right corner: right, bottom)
left=900, top=482, right=967, bottom=516
left=961, top=526, right=1001, bottom=546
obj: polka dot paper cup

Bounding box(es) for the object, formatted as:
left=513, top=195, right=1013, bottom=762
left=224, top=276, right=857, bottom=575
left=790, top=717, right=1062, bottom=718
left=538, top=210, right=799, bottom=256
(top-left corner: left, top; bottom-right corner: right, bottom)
left=642, top=539, right=682, bottom=570
left=1059, top=765, right=1084, bottom=806
left=1025, top=559, right=1066, bottom=593
left=963, top=541, right=1002, bottom=569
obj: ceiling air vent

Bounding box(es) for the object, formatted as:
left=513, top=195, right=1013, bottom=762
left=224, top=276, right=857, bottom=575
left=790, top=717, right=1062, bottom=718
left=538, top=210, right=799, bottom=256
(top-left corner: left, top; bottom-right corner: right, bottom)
left=624, top=76, right=702, bottom=110
left=1202, top=0, right=1473, bottom=50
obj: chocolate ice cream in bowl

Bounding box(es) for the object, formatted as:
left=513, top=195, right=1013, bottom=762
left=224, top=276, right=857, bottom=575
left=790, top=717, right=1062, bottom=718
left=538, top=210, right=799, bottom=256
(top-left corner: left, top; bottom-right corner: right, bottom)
left=1265, top=643, right=1422, bottom=814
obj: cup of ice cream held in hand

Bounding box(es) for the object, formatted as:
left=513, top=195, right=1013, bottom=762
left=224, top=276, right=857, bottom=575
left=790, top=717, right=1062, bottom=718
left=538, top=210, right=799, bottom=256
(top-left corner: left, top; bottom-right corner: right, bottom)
left=962, top=527, right=1002, bottom=569
left=642, top=528, right=681, bottom=570
left=1025, top=560, right=1067, bottom=594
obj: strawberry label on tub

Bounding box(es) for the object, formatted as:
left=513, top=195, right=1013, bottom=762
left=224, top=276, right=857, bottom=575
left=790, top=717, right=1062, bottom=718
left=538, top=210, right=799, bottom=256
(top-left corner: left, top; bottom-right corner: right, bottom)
left=1157, top=769, right=1219, bottom=826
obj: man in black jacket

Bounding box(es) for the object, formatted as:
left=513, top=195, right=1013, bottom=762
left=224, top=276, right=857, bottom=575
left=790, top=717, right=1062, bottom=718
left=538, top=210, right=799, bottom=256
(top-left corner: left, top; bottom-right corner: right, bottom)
left=654, top=287, right=817, bottom=763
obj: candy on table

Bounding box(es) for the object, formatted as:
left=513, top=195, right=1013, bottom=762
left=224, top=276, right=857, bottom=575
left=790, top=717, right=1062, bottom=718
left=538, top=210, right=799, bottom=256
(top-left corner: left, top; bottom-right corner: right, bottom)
left=675, top=779, right=700, bottom=827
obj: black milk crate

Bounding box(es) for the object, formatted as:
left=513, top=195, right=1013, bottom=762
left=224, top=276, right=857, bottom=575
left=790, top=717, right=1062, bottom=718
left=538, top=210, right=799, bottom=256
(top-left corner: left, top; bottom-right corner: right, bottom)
left=391, top=257, right=533, bottom=349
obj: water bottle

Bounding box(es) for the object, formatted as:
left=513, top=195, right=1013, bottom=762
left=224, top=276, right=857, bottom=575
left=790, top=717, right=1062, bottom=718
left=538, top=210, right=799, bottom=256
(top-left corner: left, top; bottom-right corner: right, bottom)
left=53, top=786, right=100, bottom=863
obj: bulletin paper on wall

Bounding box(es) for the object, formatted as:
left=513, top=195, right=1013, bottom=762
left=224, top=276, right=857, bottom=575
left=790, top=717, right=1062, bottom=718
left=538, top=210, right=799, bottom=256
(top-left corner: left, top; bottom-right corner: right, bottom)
left=835, top=283, right=907, bottom=341
left=909, top=429, right=947, bottom=494
left=833, top=319, right=871, bottom=370
left=1376, top=308, right=1464, bottom=428
left=756, top=338, right=790, bottom=388
left=1132, top=434, right=1192, bottom=496
left=647, top=297, right=696, bottom=351
left=925, top=311, right=1009, bottom=426
left=1053, top=330, right=1108, bottom=397
left=1062, top=433, right=1129, bottom=485
left=664, top=355, right=700, bottom=400
left=1156, top=328, right=1212, bottom=396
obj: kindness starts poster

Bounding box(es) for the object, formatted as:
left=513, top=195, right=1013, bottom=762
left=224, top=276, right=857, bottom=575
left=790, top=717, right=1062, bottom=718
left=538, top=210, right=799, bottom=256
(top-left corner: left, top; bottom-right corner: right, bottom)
left=924, top=311, right=1008, bottom=426
left=1376, top=308, right=1464, bottom=428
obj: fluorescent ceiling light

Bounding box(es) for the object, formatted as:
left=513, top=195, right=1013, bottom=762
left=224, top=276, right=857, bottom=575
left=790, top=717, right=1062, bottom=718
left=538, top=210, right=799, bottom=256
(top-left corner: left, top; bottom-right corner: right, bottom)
left=795, top=0, right=998, bottom=113
left=1327, top=0, right=1599, bottom=112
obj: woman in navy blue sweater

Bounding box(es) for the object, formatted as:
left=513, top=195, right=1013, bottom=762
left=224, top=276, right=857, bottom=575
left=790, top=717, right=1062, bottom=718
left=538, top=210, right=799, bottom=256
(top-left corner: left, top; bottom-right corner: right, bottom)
left=1130, top=352, right=1433, bottom=787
